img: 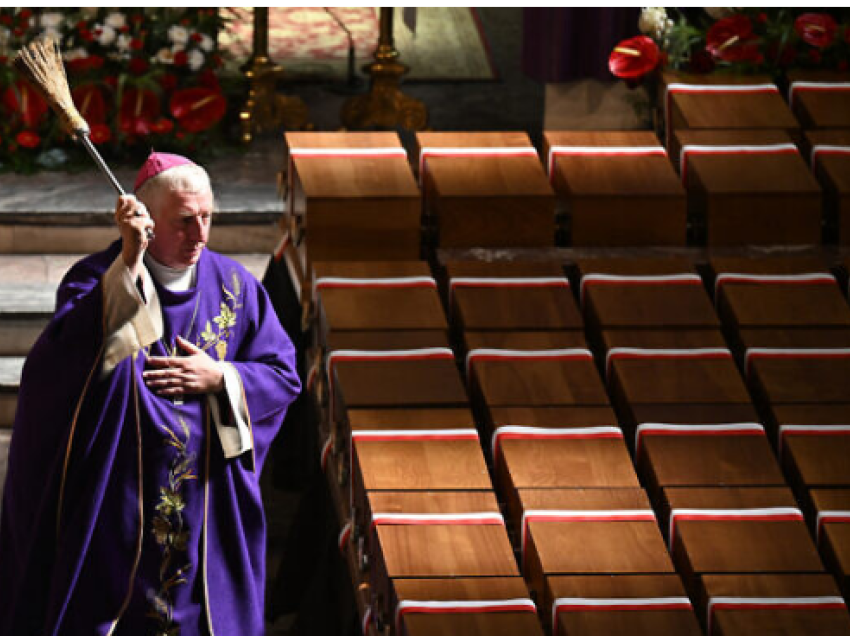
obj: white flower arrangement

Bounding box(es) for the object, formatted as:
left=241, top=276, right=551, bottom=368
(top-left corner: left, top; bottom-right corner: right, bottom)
left=156, top=47, right=174, bottom=64
left=168, top=25, right=189, bottom=45
left=188, top=48, right=205, bottom=71
left=39, top=12, right=63, bottom=29
left=639, top=7, right=674, bottom=42
left=116, top=33, right=132, bottom=52
left=104, top=12, right=126, bottom=30
left=197, top=32, right=214, bottom=53
left=96, top=24, right=116, bottom=46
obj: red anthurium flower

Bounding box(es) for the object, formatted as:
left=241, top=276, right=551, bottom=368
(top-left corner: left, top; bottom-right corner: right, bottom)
left=66, top=55, right=105, bottom=75
left=158, top=73, right=178, bottom=93
left=150, top=118, right=175, bottom=135
left=795, top=13, right=838, bottom=48
left=170, top=87, right=226, bottom=133
left=706, top=15, right=761, bottom=63
left=2, top=81, right=48, bottom=129
left=609, top=35, right=660, bottom=79
left=72, top=85, right=107, bottom=126
left=198, top=69, right=220, bottom=91
left=89, top=124, right=112, bottom=144
left=119, top=87, right=160, bottom=136
left=174, top=51, right=188, bottom=67
left=128, top=57, right=149, bottom=76
left=16, top=130, right=40, bottom=148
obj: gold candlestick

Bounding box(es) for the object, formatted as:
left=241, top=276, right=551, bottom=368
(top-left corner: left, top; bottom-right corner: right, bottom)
left=239, top=7, right=311, bottom=144
left=341, top=7, right=427, bottom=130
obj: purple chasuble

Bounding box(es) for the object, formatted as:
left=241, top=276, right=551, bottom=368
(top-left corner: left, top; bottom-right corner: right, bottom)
left=0, top=241, right=301, bottom=636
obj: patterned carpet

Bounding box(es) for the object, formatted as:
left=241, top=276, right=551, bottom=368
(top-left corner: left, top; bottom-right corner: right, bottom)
left=218, top=7, right=496, bottom=81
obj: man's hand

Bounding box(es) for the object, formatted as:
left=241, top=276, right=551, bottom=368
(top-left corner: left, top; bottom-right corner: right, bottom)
left=143, top=336, right=225, bottom=397
left=115, top=194, right=155, bottom=279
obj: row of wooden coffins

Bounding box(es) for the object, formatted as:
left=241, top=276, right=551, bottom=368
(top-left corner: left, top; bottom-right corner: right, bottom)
left=281, top=74, right=850, bottom=258
left=287, top=246, right=850, bottom=635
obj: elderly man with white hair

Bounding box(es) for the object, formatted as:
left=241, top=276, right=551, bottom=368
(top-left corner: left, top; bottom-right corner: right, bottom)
left=0, top=152, right=301, bottom=636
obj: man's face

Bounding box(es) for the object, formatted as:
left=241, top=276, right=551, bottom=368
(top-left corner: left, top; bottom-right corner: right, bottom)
left=147, top=187, right=213, bottom=269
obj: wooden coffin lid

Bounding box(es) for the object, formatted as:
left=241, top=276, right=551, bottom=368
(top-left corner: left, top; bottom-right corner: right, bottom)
left=353, top=435, right=491, bottom=492
left=392, top=577, right=544, bottom=636
left=543, top=131, right=683, bottom=197
left=546, top=574, right=701, bottom=636
left=285, top=131, right=419, bottom=199
left=787, top=70, right=850, bottom=129
left=317, top=284, right=446, bottom=333
left=661, top=71, right=797, bottom=131
left=806, top=129, right=850, bottom=198
left=736, top=328, right=850, bottom=351
left=607, top=347, right=751, bottom=405
left=445, top=260, right=581, bottom=331
left=313, top=260, right=433, bottom=278
left=348, top=408, right=475, bottom=431
left=779, top=420, right=850, bottom=489
left=518, top=488, right=674, bottom=575
left=366, top=490, right=519, bottom=579
left=675, top=130, right=818, bottom=195
left=661, top=486, right=824, bottom=575
left=577, top=259, right=717, bottom=330
left=488, top=406, right=619, bottom=429
left=810, top=489, right=850, bottom=557
left=698, top=573, right=849, bottom=636
left=414, top=131, right=552, bottom=198
left=635, top=422, right=784, bottom=491
left=468, top=348, right=609, bottom=407
left=746, top=348, right=850, bottom=404
left=493, top=424, right=639, bottom=490
left=330, top=349, right=468, bottom=409
left=627, top=403, right=760, bottom=429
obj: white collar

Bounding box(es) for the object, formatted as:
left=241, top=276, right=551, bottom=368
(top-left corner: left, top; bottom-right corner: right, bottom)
left=144, top=253, right=197, bottom=292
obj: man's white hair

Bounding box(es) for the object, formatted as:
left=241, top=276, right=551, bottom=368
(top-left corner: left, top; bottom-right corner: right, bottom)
left=136, top=163, right=214, bottom=215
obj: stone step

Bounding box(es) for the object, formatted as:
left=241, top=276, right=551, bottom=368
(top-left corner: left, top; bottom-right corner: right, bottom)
left=0, top=357, right=24, bottom=428
left=0, top=254, right=270, bottom=357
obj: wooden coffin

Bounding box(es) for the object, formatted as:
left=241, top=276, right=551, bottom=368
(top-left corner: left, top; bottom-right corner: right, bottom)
left=746, top=348, right=850, bottom=405
left=463, top=331, right=588, bottom=358
left=607, top=347, right=752, bottom=420
left=635, top=423, right=785, bottom=501
left=445, top=261, right=581, bottom=333
left=466, top=348, right=609, bottom=412
left=576, top=257, right=718, bottom=334
left=546, top=574, right=702, bottom=636
left=328, top=348, right=468, bottom=444
left=351, top=428, right=492, bottom=537
left=661, top=487, right=824, bottom=593
left=660, top=71, right=800, bottom=160
left=697, top=573, right=850, bottom=636
left=364, top=491, right=520, bottom=625
left=389, top=577, right=544, bottom=636
left=625, top=403, right=761, bottom=437
left=492, top=423, right=639, bottom=527
left=284, top=132, right=421, bottom=262
left=676, top=130, right=821, bottom=246
left=806, top=130, right=850, bottom=244
left=779, top=422, right=850, bottom=492
left=810, top=489, right=850, bottom=598
left=518, top=488, right=675, bottom=605
left=314, top=272, right=448, bottom=351
left=544, top=131, right=686, bottom=245
left=711, top=257, right=850, bottom=331
left=787, top=71, right=850, bottom=130
left=414, top=132, right=555, bottom=248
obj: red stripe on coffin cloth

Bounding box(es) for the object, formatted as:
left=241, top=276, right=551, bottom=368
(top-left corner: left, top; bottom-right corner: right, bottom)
left=805, top=130, right=850, bottom=244
left=699, top=573, right=850, bottom=636
left=661, top=487, right=824, bottom=596
left=284, top=132, right=420, bottom=262
left=543, top=131, right=685, bottom=246
left=391, top=578, right=543, bottom=636
left=674, top=130, right=819, bottom=246
left=546, top=574, right=701, bottom=636
left=482, top=405, right=619, bottom=440
left=364, top=491, right=519, bottom=626
left=517, top=488, right=674, bottom=607
left=744, top=348, right=850, bottom=407
left=634, top=423, right=784, bottom=501
left=810, top=489, right=850, bottom=598
left=660, top=71, right=796, bottom=158
left=787, top=71, right=850, bottom=130
left=413, top=132, right=555, bottom=249
left=490, top=424, right=638, bottom=528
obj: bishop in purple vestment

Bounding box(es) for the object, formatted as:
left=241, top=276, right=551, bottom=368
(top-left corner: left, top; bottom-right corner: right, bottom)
left=0, top=153, right=301, bottom=636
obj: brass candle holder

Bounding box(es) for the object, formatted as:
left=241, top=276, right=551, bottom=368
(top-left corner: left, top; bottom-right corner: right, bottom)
left=341, top=8, right=427, bottom=131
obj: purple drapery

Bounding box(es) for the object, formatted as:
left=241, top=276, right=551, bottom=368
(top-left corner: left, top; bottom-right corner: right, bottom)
left=522, top=8, right=641, bottom=82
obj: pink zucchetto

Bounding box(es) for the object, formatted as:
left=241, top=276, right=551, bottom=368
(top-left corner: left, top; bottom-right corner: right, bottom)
left=133, top=151, right=197, bottom=192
